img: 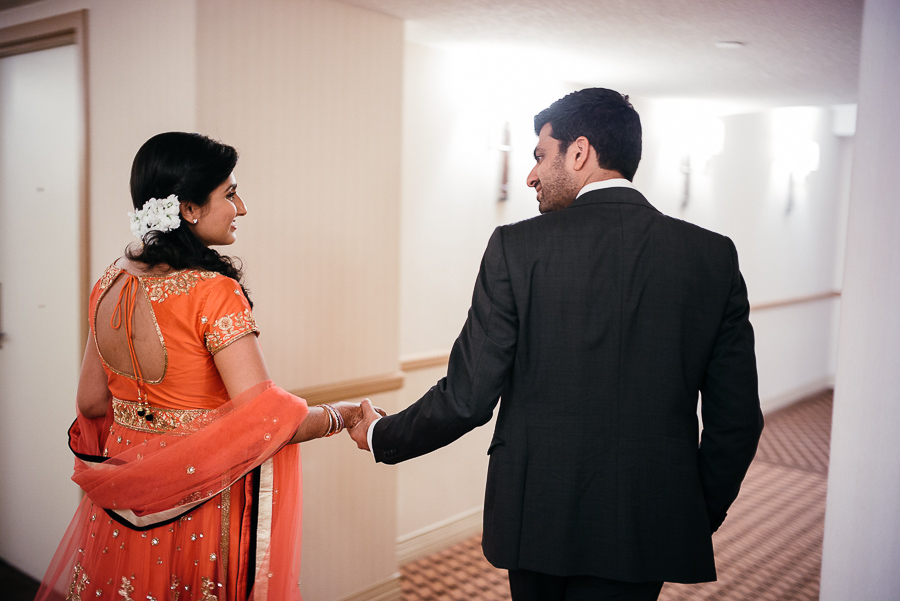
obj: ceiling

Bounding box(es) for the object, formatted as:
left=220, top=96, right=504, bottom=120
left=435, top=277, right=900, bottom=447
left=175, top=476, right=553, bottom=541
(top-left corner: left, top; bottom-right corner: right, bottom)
left=1, top=0, right=864, bottom=109
left=336, top=0, right=864, bottom=110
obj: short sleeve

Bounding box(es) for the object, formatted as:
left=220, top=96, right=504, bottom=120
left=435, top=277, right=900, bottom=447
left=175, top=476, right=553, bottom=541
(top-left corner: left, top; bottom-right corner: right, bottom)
left=200, top=277, right=259, bottom=355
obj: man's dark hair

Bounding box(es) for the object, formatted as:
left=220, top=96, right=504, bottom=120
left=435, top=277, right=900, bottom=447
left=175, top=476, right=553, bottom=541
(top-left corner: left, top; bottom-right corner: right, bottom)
left=534, top=88, right=642, bottom=181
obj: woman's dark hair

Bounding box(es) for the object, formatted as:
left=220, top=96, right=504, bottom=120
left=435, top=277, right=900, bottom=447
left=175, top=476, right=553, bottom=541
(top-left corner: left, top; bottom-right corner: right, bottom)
left=126, top=132, right=251, bottom=306
left=534, top=88, right=642, bottom=181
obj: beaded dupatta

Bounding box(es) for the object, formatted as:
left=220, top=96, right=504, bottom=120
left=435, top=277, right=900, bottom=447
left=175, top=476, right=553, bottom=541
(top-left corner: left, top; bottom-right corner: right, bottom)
left=38, top=381, right=309, bottom=601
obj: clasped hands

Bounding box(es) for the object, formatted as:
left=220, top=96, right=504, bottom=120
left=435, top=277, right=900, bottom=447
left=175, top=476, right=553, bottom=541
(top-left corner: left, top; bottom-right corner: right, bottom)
left=328, top=399, right=386, bottom=451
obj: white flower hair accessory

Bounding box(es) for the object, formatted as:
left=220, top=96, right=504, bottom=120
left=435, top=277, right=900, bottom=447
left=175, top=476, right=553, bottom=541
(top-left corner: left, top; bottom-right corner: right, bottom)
left=129, top=194, right=182, bottom=238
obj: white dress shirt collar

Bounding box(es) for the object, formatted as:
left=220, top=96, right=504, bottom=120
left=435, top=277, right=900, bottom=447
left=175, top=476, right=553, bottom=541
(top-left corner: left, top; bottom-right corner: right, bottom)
left=576, top=178, right=636, bottom=199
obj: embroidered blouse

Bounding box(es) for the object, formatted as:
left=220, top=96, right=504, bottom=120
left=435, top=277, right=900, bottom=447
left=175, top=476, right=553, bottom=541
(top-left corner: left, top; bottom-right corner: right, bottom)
left=90, top=264, right=259, bottom=411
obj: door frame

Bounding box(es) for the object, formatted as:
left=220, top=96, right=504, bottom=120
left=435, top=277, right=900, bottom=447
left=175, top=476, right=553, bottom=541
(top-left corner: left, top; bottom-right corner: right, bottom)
left=0, top=10, right=90, bottom=343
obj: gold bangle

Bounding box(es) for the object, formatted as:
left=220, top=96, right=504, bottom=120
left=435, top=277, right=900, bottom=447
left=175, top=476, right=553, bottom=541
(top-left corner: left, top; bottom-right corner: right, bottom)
left=323, top=404, right=342, bottom=437
left=323, top=404, right=335, bottom=437
left=331, top=404, right=344, bottom=433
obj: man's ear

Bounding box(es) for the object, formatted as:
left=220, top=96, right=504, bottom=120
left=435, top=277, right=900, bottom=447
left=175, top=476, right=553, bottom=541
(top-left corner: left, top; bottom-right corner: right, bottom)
left=570, top=136, right=592, bottom=171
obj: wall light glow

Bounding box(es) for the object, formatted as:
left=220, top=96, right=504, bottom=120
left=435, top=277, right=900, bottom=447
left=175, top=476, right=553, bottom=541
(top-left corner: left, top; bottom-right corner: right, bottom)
left=771, top=107, right=820, bottom=212
left=655, top=102, right=725, bottom=208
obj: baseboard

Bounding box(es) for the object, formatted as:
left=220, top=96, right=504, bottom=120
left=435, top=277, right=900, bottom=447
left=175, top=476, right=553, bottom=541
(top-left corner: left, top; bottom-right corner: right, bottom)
left=397, top=507, right=483, bottom=565
left=338, top=573, right=402, bottom=601
left=760, top=377, right=833, bottom=414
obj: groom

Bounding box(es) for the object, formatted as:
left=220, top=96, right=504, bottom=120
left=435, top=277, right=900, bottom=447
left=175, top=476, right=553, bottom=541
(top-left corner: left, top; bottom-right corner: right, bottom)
left=350, top=88, right=763, bottom=601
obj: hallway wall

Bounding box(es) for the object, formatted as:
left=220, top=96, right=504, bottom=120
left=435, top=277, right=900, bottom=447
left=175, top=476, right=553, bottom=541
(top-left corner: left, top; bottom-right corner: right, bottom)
left=821, top=0, right=900, bottom=597
left=638, top=102, right=851, bottom=411
left=193, top=1, right=403, bottom=597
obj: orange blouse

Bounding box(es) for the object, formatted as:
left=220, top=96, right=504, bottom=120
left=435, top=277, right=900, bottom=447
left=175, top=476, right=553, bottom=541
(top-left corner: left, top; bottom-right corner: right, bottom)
left=90, top=265, right=259, bottom=411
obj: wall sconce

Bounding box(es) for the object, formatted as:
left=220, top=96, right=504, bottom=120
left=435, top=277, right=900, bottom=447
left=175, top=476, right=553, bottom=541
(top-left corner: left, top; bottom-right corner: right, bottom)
left=498, top=121, right=510, bottom=202
left=680, top=117, right=724, bottom=209
left=774, top=138, right=819, bottom=213
left=772, top=108, right=820, bottom=213
left=787, top=140, right=819, bottom=212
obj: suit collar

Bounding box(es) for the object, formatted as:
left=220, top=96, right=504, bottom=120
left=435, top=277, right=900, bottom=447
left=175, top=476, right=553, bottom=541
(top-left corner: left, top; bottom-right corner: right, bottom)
left=576, top=178, right=635, bottom=197
left=569, top=186, right=660, bottom=213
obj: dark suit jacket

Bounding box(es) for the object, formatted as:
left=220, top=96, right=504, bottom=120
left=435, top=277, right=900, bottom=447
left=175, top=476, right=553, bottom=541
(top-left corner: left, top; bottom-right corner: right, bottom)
left=374, top=187, right=763, bottom=583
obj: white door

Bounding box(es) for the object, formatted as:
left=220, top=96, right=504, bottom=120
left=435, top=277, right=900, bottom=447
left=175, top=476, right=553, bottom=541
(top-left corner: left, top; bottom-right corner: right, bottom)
left=0, top=44, right=82, bottom=580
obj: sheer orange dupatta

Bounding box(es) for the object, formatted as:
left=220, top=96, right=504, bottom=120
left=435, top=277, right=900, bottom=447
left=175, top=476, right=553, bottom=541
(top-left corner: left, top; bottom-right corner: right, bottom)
left=37, top=381, right=309, bottom=601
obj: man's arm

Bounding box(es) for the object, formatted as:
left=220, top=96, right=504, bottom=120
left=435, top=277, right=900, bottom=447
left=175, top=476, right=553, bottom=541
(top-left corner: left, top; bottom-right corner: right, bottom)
left=355, top=227, right=519, bottom=463
left=698, top=240, right=764, bottom=532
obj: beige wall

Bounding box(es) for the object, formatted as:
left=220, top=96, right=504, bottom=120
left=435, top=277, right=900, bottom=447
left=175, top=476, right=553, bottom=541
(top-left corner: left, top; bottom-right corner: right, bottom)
left=399, top=42, right=572, bottom=357
left=1, top=1, right=403, bottom=599
left=193, top=2, right=403, bottom=598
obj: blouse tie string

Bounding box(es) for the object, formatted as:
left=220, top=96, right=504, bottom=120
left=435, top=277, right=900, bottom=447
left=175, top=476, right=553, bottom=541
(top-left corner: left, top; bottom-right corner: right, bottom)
left=110, top=274, right=154, bottom=422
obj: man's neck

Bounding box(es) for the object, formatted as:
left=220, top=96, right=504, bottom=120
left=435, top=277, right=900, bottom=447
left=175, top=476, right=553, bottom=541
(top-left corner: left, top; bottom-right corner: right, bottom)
left=580, top=168, right=625, bottom=187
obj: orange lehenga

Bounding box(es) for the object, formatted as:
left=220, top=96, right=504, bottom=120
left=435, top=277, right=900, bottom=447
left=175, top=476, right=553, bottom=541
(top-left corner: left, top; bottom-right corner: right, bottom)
left=36, top=265, right=309, bottom=601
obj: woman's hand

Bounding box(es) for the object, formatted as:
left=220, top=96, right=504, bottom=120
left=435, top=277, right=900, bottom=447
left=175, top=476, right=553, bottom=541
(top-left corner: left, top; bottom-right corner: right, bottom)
left=329, top=401, right=364, bottom=430
left=328, top=401, right=386, bottom=431
left=346, top=399, right=388, bottom=451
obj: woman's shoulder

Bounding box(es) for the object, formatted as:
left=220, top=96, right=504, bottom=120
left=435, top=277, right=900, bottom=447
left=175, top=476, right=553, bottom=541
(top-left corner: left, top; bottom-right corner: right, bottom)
left=138, top=268, right=228, bottom=304
left=95, top=257, right=232, bottom=301
left=96, top=261, right=124, bottom=292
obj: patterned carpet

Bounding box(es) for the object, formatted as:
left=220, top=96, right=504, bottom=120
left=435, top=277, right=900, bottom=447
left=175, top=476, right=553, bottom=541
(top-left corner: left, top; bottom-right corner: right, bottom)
left=400, top=390, right=833, bottom=601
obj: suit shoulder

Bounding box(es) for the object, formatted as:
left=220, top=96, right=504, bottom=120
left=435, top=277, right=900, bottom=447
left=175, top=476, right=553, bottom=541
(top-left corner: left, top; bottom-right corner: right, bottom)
left=657, top=213, right=735, bottom=249
left=495, top=212, right=568, bottom=242
left=497, top=213, right=545, bottom=233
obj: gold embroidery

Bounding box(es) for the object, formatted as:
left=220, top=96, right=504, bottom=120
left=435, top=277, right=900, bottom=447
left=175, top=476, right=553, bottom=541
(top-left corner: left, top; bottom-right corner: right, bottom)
left=117, top=576, right=135, bottom=601
left=220, top=486, right=231, bottom=598
left=141, top=270, right=219, bottom=303
left=66, top=562, right=89, bottom=600
left=112, top=397, right=209, bottom=434
left=170, top=576, right=182, bottom=601
left=199, top=577, right=219, bottom=601
left=205, top=308, right=258, bottom=355
left=98, top=265, right=122, bottom=291
left=178, top=491, right=204, bottom=507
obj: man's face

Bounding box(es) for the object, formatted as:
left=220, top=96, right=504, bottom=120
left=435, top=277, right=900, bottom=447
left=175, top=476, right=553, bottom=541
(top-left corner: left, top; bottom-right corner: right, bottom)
left=527, top=124, right=580, bottom=214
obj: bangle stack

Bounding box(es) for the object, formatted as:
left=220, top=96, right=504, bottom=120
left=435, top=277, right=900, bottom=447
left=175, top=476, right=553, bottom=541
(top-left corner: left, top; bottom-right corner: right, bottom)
left=322, top=404, right=344, bottom=437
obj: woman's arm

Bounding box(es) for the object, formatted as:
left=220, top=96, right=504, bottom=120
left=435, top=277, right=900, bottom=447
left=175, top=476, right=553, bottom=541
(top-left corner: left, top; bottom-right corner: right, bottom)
left=212, top=335, right=361, bottom=443
left=76, top=336, right=111, bottom=418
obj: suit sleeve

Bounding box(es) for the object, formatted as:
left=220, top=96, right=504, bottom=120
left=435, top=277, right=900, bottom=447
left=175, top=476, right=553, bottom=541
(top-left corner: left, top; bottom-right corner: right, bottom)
left=698, top=239, right=764, bottom=532
left=373, top=227, right=519, bottom=464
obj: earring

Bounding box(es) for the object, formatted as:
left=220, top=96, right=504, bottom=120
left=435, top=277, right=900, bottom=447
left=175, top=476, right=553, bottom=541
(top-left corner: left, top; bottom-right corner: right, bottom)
left=193, top=218, right=198, bottom=224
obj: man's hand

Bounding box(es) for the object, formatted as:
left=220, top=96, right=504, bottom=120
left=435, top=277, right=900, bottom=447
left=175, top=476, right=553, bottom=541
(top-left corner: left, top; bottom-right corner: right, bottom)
left=347, top=398, right=385, bottom=451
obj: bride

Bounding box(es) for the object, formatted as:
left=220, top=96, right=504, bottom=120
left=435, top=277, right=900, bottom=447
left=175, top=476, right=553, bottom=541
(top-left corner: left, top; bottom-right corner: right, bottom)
left=36, top=132, right=371, bottom=601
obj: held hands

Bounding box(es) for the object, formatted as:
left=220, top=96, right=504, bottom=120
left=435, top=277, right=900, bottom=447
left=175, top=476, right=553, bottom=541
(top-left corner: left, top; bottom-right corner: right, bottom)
left=323, top=400, right=386, bottom=450
left=347, top=399, right=385, bottom=451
